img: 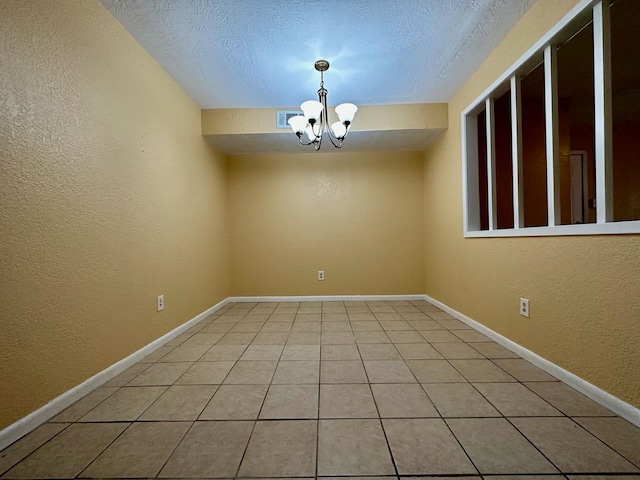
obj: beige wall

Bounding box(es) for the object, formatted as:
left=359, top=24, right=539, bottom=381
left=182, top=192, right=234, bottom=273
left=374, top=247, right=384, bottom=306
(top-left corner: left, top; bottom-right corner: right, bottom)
left=0, top=0, right=229, bottom=428
left=227, top=152, right=425, bottom=296
left=423, top=0, right=640, bottom=407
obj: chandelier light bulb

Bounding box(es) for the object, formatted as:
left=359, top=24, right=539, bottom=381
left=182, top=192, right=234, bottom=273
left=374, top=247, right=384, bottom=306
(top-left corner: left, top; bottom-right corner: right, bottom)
left=335, top=103, right=358, bottom=123
left=300, top=100, right=323, bottom=123
left=288, top=115, right=308, bottom=135
left=331, top=121, right=347, bottom=139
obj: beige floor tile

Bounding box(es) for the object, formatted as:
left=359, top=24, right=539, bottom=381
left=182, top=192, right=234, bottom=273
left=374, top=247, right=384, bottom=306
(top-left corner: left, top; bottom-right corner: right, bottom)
left=159, top=421, right=253, bottom=478
left=318, top=419, right=395, bottom=476
left=395, top=343, right=443, bottom=360
left=468, top=342, right=519, bottom=359
left=566, top=477, right=640, bottom=480
left=408, top=320, right=445, bottom=330
left=281, top=345, right=320, bottom=361
left=379, top=320, right=413, bottom=331
left=525, top=382, right=616, bottom=416
left=437, top=319, right=471, bottom=330
left=429, top=312, right=456, bottom=320
left=322, top=321, right=352, bottom=332
left=364, top=360, right=417, bottom=383
left=223, top=360, right=277, bottom=384
left=400, top=312, right=431, bottom=321
left=449, top=359, right=516, bottom=382
left=368, top=302, right=396, bottom=316
left=406, top=360, right=467, bottom=383
left=512, top=417, right=638, bottom=473
left=474, top=382, right=562, bottom=417
left=354, top=331, right=391, bottom=344
left=419, top=330, right=462, bottom=342
left=358, top=344, right=402, bottom=360
left=422, top=383, right=500, bottom=417
left=199, top=345, right=246, bottom=361
left=268, top=313, right=296, bottom=322
left=103, top=363, right=150, bottom=387
left=238, top=420, right=317, bottom=477
left=452, top=330, right=491, bottom=342
left=180, top=332, right=224, bottom=346
left=165, top=333, right=193, bottom=347
left=216, top=332, right=257, bottom=346
left=321, top=344, right=361, bottom=360
left=447, top=417, right=558, bottom=474
left=159, top=344, right=211, bottom=362
left=346, top=305, right=370, bottom=313
left=183, top=323, right=206, bottom=334
left=487, top=477, right=564, bottom=480
left=348, top=313, right=376, bottom=321
left=296, top=313, right=321, bottom=322
left=322, top=313, right=349, bottom=321
left=260, top=384, right=318, bottom=419
left=240, top=345, right=284, bottom=360
left=230, top=323, right=264, bottom=333
left=272, top=360, right=320, bottom=384
left=50, top=387, right=119, bottom=422
left=139, top=385, right=218, bottom=420
left=259, top=322, right=292, bottom=333
left=291, top=322, right=322, bottom=333
left=176, top=361, right=235, bottom=385
left=350, top=321, right=383, bottom=331
left=375, top=312, right=406, bottom=321
left=371, top=384, right=439, bottom=418
left=141, top=346, right=174, bottom=363
left=320, top=384, right=378, bottom=418
left=321, top=360, right=368, bottom=383
left=321, top=331, right=356, bottom=344
left=200, top=323, right=234, bottom=333
left=387, top=331, right=426, bottom=344
left=79, top=386, right=167, bottom=421
left=251, top=332, right=288, bottom=345
left=128, top=362, right=192, bottom=386
left=3, top=423, right=127, bottom=479
left=287, top=332, right=321, bottom=345
left=0, top=423, right=68, bottom=475
left=81, top=422, right=190, bottom=478
left=493, top=359, right=557, bottom=381
left=383, top=418, right=477, bottom=475
left=370, top=308, right=399, bottom=316
left=432, top=342, right=485, bottom=359
left=199, top=384, right=268, bottom=420
left=575, top=417, right=640, bottom=467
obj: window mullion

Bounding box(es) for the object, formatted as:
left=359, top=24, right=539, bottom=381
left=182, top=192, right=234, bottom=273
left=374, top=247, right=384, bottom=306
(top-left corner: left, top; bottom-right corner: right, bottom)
left=594, top=0, right=613, bottom=223
left=511, top=75, right=524, bottom=228
left=544, top=45, right=560, bottom=226
left=486, top=97, right=497, bottom=230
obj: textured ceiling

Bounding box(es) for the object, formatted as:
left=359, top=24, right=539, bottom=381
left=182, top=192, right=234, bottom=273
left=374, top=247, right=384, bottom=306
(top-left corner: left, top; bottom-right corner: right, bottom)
left=100, top=0, right=535, bottom=109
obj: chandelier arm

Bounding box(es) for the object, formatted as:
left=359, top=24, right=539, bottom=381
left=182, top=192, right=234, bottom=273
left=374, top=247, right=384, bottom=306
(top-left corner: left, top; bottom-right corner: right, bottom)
left=325, top=131, right=344, bottom=148
left=297, top=134, right=315, bottom=146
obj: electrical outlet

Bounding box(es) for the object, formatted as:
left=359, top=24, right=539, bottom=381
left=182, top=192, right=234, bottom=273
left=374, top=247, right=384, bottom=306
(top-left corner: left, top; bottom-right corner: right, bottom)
left=519, top=298, right=529, bottom=318
left=157, top=295, right=165, bottom=312
left=317, top=270, right=325, bottom=281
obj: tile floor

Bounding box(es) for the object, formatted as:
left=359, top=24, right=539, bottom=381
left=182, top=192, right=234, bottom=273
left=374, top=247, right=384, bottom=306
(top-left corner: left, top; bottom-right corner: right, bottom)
left=1, top=300, right=640, bottom=479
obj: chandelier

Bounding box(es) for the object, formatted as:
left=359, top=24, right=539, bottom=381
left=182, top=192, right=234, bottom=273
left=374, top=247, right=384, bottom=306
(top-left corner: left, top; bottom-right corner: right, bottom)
left=287, top=60, right=358, bottom=150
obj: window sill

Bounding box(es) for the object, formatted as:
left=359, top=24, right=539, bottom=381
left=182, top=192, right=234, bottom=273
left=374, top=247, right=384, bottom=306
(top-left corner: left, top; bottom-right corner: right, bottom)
left=464, top=220, right=640, bottom=238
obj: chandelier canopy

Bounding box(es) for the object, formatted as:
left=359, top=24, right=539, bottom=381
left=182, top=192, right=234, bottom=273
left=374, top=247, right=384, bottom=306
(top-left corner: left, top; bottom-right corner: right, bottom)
left=288, top=60, right=358, bottom=151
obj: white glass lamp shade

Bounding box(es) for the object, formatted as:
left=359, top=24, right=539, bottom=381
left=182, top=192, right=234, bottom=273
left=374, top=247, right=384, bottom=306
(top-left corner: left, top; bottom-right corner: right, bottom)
left=331, top=121, right=347, bottom=139
left=306, top=125, right=319, bottom=142
left=288, top=115, right=308, bottom=134
left=301, top=100, right=323, bottom=122
left=335, top=103, right=358, bottom=123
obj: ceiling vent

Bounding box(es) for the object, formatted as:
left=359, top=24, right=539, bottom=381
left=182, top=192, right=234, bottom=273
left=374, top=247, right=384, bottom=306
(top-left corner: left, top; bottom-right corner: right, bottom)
left=276, top=110, right=303, bottom=129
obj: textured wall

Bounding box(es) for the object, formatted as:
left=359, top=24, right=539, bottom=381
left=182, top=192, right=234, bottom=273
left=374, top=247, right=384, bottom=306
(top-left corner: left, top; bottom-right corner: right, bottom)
left=228, top=152, right=425, bottom=296
left=0, top=0, right=229, bottom=428
left=423, top=0, right=640, bottom=407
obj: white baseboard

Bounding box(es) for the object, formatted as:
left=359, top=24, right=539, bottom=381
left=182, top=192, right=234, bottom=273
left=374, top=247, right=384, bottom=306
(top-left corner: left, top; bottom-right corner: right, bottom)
left=424, top=294, right=640, bottom=428
left=0, top=297, right=230, bottom=452
left=227, top=294, right=426, bottom=303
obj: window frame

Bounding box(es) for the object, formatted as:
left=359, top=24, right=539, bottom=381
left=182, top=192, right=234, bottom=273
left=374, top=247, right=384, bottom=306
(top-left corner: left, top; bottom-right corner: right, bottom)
left=461, top=0, right=640, bottom=237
